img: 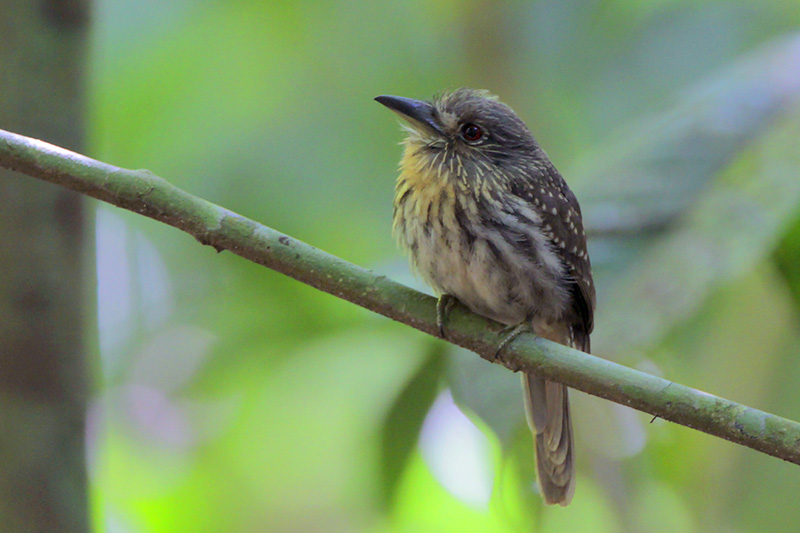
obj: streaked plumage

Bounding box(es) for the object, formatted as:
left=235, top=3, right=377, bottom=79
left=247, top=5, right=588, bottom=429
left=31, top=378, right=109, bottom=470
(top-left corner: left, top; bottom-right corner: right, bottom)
left=377, top=88, right=595, bottom=505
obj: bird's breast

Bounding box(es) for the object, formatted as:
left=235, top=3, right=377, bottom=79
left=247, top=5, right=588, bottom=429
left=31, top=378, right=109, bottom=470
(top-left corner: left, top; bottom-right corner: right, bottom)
left=392, top=162, right=571, bottom=326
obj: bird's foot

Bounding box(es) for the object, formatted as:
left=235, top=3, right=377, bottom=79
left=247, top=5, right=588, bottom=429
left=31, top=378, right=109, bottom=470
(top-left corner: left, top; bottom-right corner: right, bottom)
left=436, top=294, right=456, bottom=338
left=494, top=322, right=532, bottom=360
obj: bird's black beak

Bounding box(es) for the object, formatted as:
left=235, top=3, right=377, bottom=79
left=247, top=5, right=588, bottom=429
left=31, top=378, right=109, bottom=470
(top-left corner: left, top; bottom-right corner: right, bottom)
left=375, top=95, right=444, bottom=135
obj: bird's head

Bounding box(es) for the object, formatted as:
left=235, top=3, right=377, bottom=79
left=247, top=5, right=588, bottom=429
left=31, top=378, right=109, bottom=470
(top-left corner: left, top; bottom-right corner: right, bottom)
left=375, top=88, right=542, bottom=188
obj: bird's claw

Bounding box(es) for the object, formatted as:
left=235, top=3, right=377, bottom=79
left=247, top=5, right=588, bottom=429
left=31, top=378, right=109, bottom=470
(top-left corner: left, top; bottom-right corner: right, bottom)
left=494, top=322, right=531, bottom=360
left=436, top=294, right=456, bottom=338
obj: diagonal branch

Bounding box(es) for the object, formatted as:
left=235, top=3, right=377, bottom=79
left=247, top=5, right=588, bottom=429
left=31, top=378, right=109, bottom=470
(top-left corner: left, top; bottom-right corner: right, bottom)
left=2, top=127, right=799, bottom=465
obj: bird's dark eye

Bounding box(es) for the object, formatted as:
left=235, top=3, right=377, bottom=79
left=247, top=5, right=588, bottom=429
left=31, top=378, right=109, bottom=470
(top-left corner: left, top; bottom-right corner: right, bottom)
left=460, top=123, right=484, bottom=143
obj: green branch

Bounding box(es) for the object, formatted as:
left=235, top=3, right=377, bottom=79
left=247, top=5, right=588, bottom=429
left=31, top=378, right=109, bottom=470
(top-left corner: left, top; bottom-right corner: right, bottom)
left=2, top=127, right=799, bottom=465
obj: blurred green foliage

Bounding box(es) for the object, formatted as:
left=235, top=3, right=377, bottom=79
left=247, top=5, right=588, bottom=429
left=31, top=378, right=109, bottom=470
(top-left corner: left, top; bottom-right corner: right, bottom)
left=86, top=1, right=800, bottom=531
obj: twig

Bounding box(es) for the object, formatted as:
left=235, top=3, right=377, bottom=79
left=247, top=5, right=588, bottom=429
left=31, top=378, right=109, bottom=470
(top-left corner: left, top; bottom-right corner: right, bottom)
left=2, top=127, right=799, bottom=464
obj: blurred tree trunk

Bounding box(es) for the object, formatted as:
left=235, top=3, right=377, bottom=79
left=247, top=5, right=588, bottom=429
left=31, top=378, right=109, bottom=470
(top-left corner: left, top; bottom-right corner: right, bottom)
left=0, top=0, right=91, bottom=531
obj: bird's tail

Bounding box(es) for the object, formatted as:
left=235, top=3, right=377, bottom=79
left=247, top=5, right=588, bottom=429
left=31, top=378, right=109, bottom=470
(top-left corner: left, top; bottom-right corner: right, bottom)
left=522, top=373, right=575, bottom=506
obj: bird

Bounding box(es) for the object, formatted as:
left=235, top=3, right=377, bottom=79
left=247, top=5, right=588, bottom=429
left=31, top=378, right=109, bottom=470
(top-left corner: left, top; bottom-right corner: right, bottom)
left=375, top=88, right=595, bottom=505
